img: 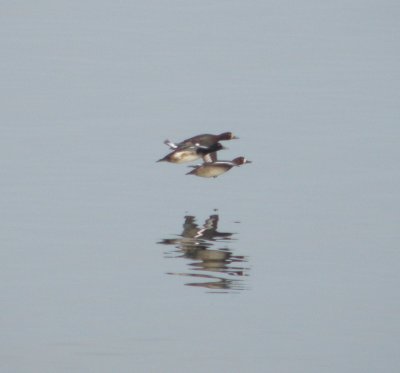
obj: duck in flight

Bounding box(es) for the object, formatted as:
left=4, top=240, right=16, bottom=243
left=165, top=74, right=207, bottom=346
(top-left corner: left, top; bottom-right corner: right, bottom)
left=186, top=157, right=252, bottom=178
left=157, top=142, right=225, bottom=164
left=158, top=132, right=251, bottom=177
left=164, top=132, right=238, bottom=150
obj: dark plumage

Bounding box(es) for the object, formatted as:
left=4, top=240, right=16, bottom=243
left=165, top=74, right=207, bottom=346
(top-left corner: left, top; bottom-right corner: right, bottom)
left=164, top=132, right=238, bottom=149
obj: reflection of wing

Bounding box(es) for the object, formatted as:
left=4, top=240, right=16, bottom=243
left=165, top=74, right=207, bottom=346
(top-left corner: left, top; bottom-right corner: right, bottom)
left=182, top=216, right=200, bottom=238
left=204, top=215, right=219, bottom=230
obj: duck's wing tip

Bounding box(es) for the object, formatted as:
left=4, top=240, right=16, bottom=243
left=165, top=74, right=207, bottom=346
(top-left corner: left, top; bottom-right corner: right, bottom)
left=164, top=139, right=178, bottom=149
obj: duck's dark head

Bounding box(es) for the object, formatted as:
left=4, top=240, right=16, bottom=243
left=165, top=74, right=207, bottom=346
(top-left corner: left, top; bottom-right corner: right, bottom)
left=219, top=132, right=239, bottom=140
left=232, top=156, right=252, bottom=165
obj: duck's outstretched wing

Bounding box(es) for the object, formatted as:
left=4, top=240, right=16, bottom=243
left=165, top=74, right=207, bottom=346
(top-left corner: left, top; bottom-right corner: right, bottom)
left=203, top=151, right=218, bottom=163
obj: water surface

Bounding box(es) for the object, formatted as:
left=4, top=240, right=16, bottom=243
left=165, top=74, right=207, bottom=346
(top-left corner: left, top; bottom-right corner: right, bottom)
left=1, top=1, right=399, bottom=372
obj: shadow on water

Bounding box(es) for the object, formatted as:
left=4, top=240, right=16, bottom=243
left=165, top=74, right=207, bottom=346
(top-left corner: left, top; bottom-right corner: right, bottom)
left=158, top=213, right=250, bottom=293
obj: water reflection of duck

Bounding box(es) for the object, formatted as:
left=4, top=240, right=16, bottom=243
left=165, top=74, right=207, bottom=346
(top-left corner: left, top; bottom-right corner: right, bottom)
left=183, top=246, right=231, bottom=261
left=159, top=213, right=249, bottom=292
left=183, top=214, right=233, bottom=241
left=159, top=215, right=231, bottom=247
left=166, top=272, right=242, bottom=291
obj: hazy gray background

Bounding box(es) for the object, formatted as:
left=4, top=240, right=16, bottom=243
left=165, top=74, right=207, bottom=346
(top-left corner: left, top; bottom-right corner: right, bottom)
left=1, top=1, right=399, bottom=372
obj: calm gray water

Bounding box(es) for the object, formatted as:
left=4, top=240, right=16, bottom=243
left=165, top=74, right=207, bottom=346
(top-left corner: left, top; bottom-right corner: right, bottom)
left=1, top=1, right=399, bottom=372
